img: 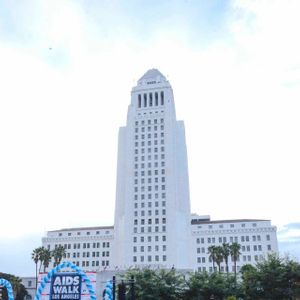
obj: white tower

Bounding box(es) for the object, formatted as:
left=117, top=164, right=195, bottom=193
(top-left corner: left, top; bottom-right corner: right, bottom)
left=113, top=69, right=192, bottom=270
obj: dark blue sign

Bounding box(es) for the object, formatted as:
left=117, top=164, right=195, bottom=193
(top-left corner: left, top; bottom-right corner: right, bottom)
left=50, top=273, right=82, bottom=300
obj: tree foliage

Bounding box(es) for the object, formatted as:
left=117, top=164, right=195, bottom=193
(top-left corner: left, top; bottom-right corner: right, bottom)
left=241, top=254, right=300, bottom=300
left=0, top=272, right=28, bottom=300
left=120, top=255, right=300, bottom=300
left=185, top=271, right=243, bottom=300
left=51, top=245, right=66, bottom=267
left=122, top=268, right=186, bottom=300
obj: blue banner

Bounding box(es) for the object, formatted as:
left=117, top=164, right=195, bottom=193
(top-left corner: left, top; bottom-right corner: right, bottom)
left=50, top=273, right=82, bottom=300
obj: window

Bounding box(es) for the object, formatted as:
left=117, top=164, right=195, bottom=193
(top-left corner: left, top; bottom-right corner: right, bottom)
left=160, top=91, right=164, bottom=105
left=138, top=95, right=141, bottom=108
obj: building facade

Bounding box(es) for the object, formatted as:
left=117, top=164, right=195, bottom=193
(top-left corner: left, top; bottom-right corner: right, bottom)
left=113, top=69, right=192, bottom=270
left=41, top=69, right=278, bottom=273
left=42, top=226, right=114, bottom=270
left=191, top=215, right=278, bottom=272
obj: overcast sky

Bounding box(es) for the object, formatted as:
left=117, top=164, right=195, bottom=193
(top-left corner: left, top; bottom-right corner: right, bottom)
left=0, top=0, right=299, bottom=276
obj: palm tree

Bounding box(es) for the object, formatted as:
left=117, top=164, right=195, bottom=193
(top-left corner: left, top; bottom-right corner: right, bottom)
left=230, top=242, right=241, bottom=280
left=40, top=247, right=52, bottom=272
left=207, top=246, right=217, bottom=272
left=31, top=247, right=43, bottom=290
left=221, top=243, right=231, bottom=274
left=52, top=245, right=66, bottom=267
left=214, top=246, right=224, bottom=273
left=10, top=276, right=22, bottom=299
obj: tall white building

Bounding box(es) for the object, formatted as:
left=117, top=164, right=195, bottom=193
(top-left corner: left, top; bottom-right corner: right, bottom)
left=42, top=69, right=278, bottom=275
left=113, top=69, right=191, bottom=270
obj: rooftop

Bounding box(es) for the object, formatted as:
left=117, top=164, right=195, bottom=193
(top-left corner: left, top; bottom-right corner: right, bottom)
left=49, top=225, right=114, bottom=233
left=191, top=219, right=270, bottom=225
left=137, top=68, right=167, bottom=84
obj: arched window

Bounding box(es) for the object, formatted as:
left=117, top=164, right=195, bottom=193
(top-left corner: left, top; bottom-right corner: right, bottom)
left=149, top=93, right=153, bottom=106
left=155, top=92, right=158, bottom=106
left=138, top=94, right=141, bottom=108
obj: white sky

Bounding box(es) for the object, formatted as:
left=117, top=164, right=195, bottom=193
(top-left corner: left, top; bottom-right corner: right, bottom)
left=0, top=0, right=299, bottom=275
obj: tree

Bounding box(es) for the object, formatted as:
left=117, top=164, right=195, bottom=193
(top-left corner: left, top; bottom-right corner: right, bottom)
left=52, top=245, right=66, bottom=267
left=230, top=242, right=241, bottom=279
left=31, top=247, right=44, bottom=289
left=214, top=246, right=224, bottom=273
left=208, top=245, right=217, bottom=272
left=39, top=247, right=52, bottom=272
left=222, top=243, right=231, bottom=274
left=0, top=272, right=28, bottom=300
left=241, top=254, right=300, bottom=300
left=240, top=264, right=261, bottom=300
left=123, top=268, right=186, bottom=300
left=185, top=271, right=243, bottom=300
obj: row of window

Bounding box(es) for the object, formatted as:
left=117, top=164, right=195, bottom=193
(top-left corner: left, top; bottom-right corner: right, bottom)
left=135, top=177, right=165, bottom=184
left=134, top=194, right=166, bottom=201
left=197, top=222, right=259, bottom=229
left=134, top=185, right=166, bottom=192
left=133, top=245, right=167, bottom=252
left=135, top=129, right=164, bottom=136
left=134, top=209, right=166, bottom=217
left=196, top=234, right=271, bottom=244
left=135, top=154, right=165, bottom=162
left=133, top=235, right=167, bottom=242
left=57, top=230, right=111, bottom=237
left=80, top=260, right=109, bottom=267
left=49, top=242, right=110, bottom=250
left=135, top=132, right=164, bottom=139
left=134, top=218, right=166, bottom=225
left=134, top=152, right=165, bottom=160
left=134, top=162, right=165, bottom=169
left=135, top=140, right=165, bottom=147
left=137, top=92, right=164, bottom=108
left=196, top=244, right=271, bottom=255
left=136, top=110, right=164, bottom=116
left=133, top=255, right=167, bottom=262
left=198, top=266, right=242, bottom=273
left=135, top=126, right=164, bottom=134
left=133, top=225, right=166, bottom=233
left=135, top=119, right=164, bottom=126
left=204, top=254, right=265, bottom=264
left=134, top=149, right=165, bottom=156
left=136, top=126, right=164, bottom=133
left=64, top=251, right=110, bottom=258
left=134, top=169, right=165, bottom=176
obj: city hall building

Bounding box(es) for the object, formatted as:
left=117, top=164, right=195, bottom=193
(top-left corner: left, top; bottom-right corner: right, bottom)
left=42, top=69, right=278, bottom=273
